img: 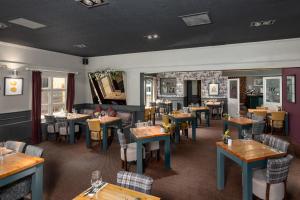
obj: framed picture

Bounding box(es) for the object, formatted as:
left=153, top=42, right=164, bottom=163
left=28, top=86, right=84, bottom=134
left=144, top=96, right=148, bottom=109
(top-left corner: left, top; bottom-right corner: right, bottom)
left=209, top=83, right=219, bottom=96
left=4, top=77, right=24, bottom=96
left=253, top=78, right=263, bottom=86
left=160, top=78, right=176, bottom=95
left=287, top=75, right=296, bottom=103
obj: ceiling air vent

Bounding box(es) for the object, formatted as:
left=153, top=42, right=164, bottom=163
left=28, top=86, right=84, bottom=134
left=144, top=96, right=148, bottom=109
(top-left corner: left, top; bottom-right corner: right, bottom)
left=75, top=0, right=109, bottom=8
left=8, top=18, right=46, bottom=29
left=179, top=12, right=211, bottom=27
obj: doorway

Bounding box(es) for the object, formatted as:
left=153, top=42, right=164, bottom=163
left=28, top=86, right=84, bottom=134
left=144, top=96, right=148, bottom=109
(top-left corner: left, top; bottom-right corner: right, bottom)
left=185, top=80, right=201, bottom=106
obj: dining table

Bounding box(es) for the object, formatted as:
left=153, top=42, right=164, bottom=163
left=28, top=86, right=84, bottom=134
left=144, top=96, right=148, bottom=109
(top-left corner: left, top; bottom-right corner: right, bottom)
left=0, top=151, right=44, bottom=200
left=85, top=116, right=122, bottom=151
left=205, top=101, right=222, bottom=119
left=168, top=113, right=197, bottom=143
left=223, top=117, right=254, bottom=139
left=55, top=113, right=91, bottom=144
left=73, top=182, right=160, bottom=200
left=131, top=125, right=171, bottom=174
left=216, top=139, right=286, bottom=200
left=190, top=106, right=210, bottom=127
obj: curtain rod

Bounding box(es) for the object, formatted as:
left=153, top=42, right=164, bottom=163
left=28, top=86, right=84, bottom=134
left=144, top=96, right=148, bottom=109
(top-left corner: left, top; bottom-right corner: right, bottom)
left=25, top=67, right=79, bottom=75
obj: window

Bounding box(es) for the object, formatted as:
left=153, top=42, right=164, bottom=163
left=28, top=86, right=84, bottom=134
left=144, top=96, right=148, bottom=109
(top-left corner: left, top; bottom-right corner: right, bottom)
left=41, top=76, right=67, bottom=116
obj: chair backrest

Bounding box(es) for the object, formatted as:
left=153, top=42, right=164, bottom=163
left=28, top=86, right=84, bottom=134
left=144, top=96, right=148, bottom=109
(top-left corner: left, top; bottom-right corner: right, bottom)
left=44, top=115, right=55, bottom=124
left=5, top=141, right=26, bottom=152
left=55, top=116, right=68, bottom=128
left=25, top=145, right=44, bottom=157
left=271, top=111, right=286, bottom=121
left=144, top=108, right=151, bottom=121
left=263, top=135, right=290, bottom=153
left=266, top=154, right=293, bottom=184
left=117, top=171, right=154, bottom=194
left=87, top=119, right=101, bottom=132
left=253, top=110, right=267, bottom=118
left=117, top=129, right=127, bottom=149
left=251, top=121, right=265, bottom=135
left=162, top=114, right=170, bottom=126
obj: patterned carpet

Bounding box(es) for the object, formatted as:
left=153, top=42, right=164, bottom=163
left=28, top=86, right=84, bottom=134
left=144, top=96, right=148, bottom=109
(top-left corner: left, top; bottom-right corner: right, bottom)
left=39, top=120, right=300, bottom=200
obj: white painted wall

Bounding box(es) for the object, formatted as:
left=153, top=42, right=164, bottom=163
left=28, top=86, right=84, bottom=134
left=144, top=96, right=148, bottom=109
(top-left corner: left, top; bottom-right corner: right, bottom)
left=85, top=38, right=300, bottom=106
left=0, top=42, right=85, bottom=113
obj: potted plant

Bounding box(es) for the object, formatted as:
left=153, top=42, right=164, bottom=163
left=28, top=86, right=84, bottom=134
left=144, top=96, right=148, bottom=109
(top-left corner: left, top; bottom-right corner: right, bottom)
left=223, top=129, right=231, bottom=144
left=223, top=113, right=230, bottom=120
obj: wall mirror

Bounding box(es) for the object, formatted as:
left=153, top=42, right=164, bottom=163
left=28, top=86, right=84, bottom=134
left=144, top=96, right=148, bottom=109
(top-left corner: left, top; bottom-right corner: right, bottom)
left=287, top=75, right=296, bottom=103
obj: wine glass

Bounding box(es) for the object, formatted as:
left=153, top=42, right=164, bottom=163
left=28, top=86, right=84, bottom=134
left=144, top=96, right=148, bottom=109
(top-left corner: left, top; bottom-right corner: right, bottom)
left=91, top=170, right=102, bottom=189
left=242, top=129, right=247, bottom=140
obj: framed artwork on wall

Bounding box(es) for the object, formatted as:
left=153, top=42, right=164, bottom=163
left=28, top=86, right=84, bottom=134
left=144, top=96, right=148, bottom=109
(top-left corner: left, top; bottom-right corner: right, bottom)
left=4, top=77, right=24, bottom=96
left=209, top=83, right=219, bottom=96
left=287, top=75, right=296, bottom=103
left=160, top=78, right=176, bottom=95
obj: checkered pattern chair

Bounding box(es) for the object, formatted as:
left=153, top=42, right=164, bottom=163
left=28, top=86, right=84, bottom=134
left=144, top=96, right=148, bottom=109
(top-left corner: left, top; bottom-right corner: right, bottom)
left=254, top=134, right=290, bottom=153
left=117, top=171, right=154, bottom=194
left=246, top=121, right=265, bottom=140
left=44, top=115, right=58, bottom=140
left=117, top=129, right=145, bottom=171
left=0, top=145, right=44, bottom=200
left=253, top=154, right=293, bottom=200
left=4, top=141, right=25, bottom=152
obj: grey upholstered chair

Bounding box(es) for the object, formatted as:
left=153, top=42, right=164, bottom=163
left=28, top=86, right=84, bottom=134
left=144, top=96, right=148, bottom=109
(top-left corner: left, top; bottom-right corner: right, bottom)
left=44, top=115, right=58, bottom=140
left=0, top=145, right=44, bottom=200
left=253, top=154, right=293, bottom=200
left=255, top=134, right=290, bottom=153
left=56, top=117, right=79, bottom=142
left=117, top=129, right=145, bottom=171
left=246, top=121, right=265, bottom=140
left=117, top=171, right=154, bottom=194
left=4, top=141, right=26, bottom=152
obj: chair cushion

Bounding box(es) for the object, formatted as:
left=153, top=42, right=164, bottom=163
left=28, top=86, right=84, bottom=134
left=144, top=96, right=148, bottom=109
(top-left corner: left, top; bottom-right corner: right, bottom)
left=47, top=124, right=56, bottom=133
left=146, top=141, right=160, bottom=151
left=117, top=112, right=132, bottom=127
left=107, top=106, right=117, bottom=117
left=252, top=169, right=285, bottom=200
left=120, top=143, right=145, bottom=162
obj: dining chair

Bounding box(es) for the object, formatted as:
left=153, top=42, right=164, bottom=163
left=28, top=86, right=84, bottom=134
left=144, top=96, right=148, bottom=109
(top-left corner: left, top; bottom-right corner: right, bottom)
left=4, top=141, right=26, bottom=152
left=161, top=114, right=175, bottom=139
left=246, top=121, right=265, bottom=140
left=253, top=154, right=293, bottom=200
left=44, top=115, right=58, bottom=140
left=56, top=116, right=80, bottom=142
left=253, top=110, right=267, bottom=121
left=269, top=111, right=286, bottom=135
left=117, top=171, right=154, bottom=194
left=117, top=129, right=145, bottom=171
left=87, top=119, right=112, bottom=146
left=0, top=145, right=44, bottom=200
left=144, top=108, right=151, bottom=122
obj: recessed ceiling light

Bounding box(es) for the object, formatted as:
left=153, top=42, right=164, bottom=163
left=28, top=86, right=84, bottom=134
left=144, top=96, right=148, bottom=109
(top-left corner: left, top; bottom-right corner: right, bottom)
left=73, top=44, right=87, bottom=48
left=145, top=34, right=159, bottom=40
left=0, top=22, right=8, bottom=29
left=250, top=19, right=276, bottom=27
left=75, top=0, right=109, bottom=8
left=8, top=18, right=46, bottom=29
left=179, top=12, right=211, bottom=27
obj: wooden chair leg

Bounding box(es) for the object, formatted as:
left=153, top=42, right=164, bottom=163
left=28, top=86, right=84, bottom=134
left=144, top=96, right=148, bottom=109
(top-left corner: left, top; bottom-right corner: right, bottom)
left=121, top=160, right=124, bottom=169
left=266, top=183, right=270, bottom=200
left=156, top=149, right=160, bottom=161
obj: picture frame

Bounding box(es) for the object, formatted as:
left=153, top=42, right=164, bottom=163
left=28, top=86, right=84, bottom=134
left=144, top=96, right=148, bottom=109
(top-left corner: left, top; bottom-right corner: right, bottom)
left=286, top=75, right=296, bottom=103
left=209, top=83, right=219, bottom=96
left=253, top=78, right=263, bottom=86
left=4, top=77, right=24, bottom=96
left=160, top=78, right=176, bottom=95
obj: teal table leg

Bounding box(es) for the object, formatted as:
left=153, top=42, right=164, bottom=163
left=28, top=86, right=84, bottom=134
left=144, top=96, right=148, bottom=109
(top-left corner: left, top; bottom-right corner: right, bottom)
left=164, top=136, right=171, bottom=169
left=102, top=125, right=108, bottom=151
left=206, top=111, right=210, bottom=127
left=175, top=121, right=180, bottom=144
left=223, top=121, right=228, bottom=134
left=136, top=140, right=143, bottom=174
left=31, top=164, right=43, bottom=200
left=242, top=162, right=253, bottom=200
left=238, top=125, right=243, bottom=139
left=69, top=121, right=75, bottom=144
left=192, top=118, right=196, bottom=141
left=217, top=148, right=225, bottom=190
left=85, top=124, right=91, bottom=148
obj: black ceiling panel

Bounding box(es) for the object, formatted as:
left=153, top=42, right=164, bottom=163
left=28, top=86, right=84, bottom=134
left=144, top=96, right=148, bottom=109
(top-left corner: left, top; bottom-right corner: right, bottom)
left=0, top=0, right=300, bottom=57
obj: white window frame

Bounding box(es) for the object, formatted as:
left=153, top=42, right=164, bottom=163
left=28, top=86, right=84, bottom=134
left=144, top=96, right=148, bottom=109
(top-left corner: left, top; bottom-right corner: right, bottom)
left=42, top=75, right=67, bottom=116
left=263, top=76, right=282, bottom=107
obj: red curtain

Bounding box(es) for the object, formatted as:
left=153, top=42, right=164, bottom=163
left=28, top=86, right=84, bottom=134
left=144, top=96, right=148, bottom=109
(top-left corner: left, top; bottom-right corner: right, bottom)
left=66, top=73, right=75, bottom=113
left=32, top=71, right=42, bottom=144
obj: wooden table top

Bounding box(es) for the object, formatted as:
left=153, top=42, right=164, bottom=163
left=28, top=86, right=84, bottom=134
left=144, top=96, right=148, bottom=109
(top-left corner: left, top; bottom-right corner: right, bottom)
left=248, top=109, right=271, bottom=114
left=0, top=152, right=44, bottom=179
left=131, top=126, right=169, bottom=139
left=90, top=116, right=121, bottom=125
left=73, top=183, right=160, bottom=200
left=169, top=113, right=194, bottom=119
left=216, top=140, right=286, bottom=163
left=190, top=106, right=209, bottom=111
left=206, top=102, right=221, bottom=106
left=225, top=117, right=254, bottom=125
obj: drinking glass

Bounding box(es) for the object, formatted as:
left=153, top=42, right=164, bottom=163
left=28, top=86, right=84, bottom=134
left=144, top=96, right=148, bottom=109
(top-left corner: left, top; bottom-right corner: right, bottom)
left=91, top=170, right=102, bottom=188
left=242, top=129, right=247, bottom=139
